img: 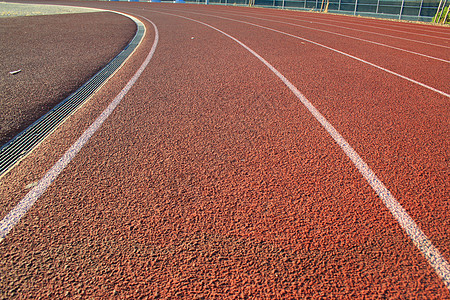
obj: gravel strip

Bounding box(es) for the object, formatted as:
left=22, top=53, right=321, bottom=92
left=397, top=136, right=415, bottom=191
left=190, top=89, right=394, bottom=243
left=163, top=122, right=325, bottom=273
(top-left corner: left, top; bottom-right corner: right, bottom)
left=0, top=2, right=100, bottom=17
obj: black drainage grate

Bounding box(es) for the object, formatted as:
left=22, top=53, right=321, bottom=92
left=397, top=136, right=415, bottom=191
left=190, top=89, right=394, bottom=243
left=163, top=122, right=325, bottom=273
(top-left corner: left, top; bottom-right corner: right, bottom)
left=0, top=13, right=145, bottom=177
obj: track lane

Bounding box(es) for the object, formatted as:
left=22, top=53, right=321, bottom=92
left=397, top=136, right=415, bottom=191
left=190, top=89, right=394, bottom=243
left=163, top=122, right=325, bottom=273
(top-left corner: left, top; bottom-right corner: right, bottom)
left=157, top=11, right=450, bottom=288
left=146, top=6, right=450, bottom=265
left=1, top=1, right=449, bottom=298
left=93, top=8, right=450, bottom=270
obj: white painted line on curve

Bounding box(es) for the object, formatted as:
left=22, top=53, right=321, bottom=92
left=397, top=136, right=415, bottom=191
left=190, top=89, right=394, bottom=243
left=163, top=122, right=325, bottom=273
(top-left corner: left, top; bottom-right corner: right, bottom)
left=0, top=16, right=159, bottom=242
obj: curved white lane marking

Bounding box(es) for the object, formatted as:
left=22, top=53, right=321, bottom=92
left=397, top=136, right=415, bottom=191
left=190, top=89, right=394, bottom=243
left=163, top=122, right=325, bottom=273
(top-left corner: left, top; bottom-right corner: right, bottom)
left=154, top=8, right=449, bottom=98
left=0, top=16, right=159, bottom=241
left=155, top=10, right=450, bottom=289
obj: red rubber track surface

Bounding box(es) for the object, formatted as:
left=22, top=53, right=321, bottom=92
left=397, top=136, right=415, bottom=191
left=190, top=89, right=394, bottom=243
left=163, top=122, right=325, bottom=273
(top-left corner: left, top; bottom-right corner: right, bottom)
left=1, top=1, right=449, bottom=298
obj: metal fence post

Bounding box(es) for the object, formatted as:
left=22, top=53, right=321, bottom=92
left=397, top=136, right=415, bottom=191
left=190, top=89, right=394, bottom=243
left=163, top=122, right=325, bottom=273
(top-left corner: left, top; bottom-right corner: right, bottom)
left=304, top=0, right=307, bottom=8
left=399, top=0, right=405, bottom=19
left=376, top=0, right=380, bottom=13
left=354, top=0, right=358, bottom=15
left=418, top=0, right=424, bottom=17
left=338, top=0, right=341, bottom=11
left=282, top=0, right=285, bottom=8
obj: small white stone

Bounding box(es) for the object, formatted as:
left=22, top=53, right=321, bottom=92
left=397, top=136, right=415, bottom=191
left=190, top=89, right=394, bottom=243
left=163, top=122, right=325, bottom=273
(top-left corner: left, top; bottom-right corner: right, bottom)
left=9, top=69, right=21, bottom=75
left=25, top=181, right=38, bottom=189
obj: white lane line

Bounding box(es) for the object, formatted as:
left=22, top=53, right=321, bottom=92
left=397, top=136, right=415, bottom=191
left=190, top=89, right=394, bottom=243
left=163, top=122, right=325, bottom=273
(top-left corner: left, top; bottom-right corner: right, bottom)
left=214, top=11, right=449, bottom=64
left=0, top=16, right=159, bottom=242
left=154, top=11, right=450, bottom=290
left=162, top=9, right=449, bottom=98
left=232, top=9, right=450, bottom=49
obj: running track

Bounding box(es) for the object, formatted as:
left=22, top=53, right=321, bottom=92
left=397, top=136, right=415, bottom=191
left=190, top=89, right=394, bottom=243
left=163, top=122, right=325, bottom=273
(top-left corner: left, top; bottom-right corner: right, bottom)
left=1, top=1, right=449, bottom=298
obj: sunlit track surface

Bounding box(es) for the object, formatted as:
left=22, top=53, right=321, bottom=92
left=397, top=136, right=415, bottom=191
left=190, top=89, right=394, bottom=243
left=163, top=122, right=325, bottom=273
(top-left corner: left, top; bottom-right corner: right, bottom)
left=151, top=6, right=450, bottom=95
left=202, top=9, right=450, bottom=62
left=0, top=1, right=449, bottom=298
left=239, top=9, right=450, bottom=43
left=219, top=7, right=450, bottom=41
